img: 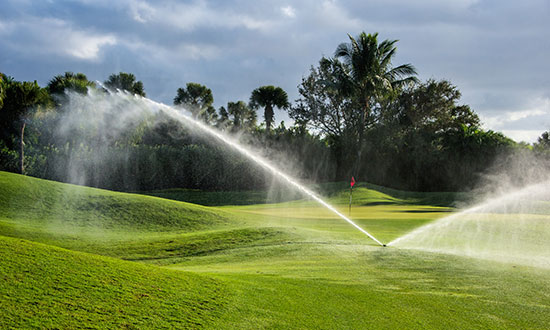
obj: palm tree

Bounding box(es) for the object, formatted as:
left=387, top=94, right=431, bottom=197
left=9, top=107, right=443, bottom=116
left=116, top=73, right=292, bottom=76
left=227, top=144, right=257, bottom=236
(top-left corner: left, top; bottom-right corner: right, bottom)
left=47, top=72, right=95, bottom=106
left=335, top=32, right=418, bottom=172
left=104, top=72, right=146, bottom=97
left=2, top=79, right=49, bottom=174
left=0, top=73, right=6, bottom=109
left=227, top=101, right=257, bottom=131
left=173, top=82, right=214, bottom=120
left=249, top=86, right=289, bottom=133
left=335, top=32, right=418, bottom=127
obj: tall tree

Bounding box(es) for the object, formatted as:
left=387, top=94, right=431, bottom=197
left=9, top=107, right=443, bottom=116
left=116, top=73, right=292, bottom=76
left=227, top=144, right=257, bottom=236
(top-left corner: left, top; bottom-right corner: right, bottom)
left=535, top=131, right=550, bottom=150
left=173, top=82, right=214, bottom=120
left=1, top=78, right=49, bottom=174
left=0, top=73, right=6, bottom=109
left=335, top=32, right=418, bottom=172
left=290, top=57, right=357, bottom=137
left=104, top=72, right=146, bottom=96
left=227, top=101, right=257, bottom=131
left=534, top=131, right=550, bottom=159
left=216, top=106, right=230, bottom=129
left=388, top=79, right=480, bottom=133
left=249, top=85, right=289, bottom=133
left=47, top=72, right=95, bottom=107
left=200, top=105, right=219, bottom=125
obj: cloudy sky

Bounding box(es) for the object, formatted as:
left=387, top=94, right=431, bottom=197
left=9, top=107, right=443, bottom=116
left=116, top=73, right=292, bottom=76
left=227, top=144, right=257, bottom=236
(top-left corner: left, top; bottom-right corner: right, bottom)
left=1, top=0, right=549, bottom=142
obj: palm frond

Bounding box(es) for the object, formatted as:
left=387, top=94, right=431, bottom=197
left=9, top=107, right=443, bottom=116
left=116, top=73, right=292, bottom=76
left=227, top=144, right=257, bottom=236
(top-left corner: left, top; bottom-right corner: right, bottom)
left=379, top=46, right=397, bottom=68
left=334, top=42, right=351, bottom=58
left=391, top=76, right=420, bottom=89
left=387, top=63, right=418, bottom=79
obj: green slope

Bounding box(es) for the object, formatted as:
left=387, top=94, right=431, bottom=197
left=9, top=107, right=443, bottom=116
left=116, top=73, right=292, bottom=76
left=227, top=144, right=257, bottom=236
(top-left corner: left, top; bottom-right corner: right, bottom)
left=139, top=187, right=303, bottom=206
left=138, top=181, right=467, bottom=207
left=318, top=181, right=468, bottom=207
left=1, top=171, right=549, bottom=329
left=0, top=171, right=231, bottom=231
left=0, top=235, right=226, bottom=329
left=0, top=171, right=297, bottom=262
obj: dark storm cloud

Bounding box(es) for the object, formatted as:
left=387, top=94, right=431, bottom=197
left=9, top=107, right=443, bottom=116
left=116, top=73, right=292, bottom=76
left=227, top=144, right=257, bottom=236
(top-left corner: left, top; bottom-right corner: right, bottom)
left=1, top=0, right=548, bottom=142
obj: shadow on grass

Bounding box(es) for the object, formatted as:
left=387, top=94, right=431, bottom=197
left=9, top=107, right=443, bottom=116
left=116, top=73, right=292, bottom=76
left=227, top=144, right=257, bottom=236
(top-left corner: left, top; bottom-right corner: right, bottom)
left=396, top=209, right=454, bottom=213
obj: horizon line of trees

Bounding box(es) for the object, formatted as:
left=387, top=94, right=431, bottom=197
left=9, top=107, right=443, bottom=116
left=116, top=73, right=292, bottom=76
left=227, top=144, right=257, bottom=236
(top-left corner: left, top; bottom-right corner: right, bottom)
left=1, top=31, right=549, bottom=192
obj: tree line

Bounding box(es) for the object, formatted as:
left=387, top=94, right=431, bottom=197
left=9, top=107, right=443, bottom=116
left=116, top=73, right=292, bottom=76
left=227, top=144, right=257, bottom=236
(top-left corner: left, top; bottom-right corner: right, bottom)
left=1, top=31, right=549, bottom=192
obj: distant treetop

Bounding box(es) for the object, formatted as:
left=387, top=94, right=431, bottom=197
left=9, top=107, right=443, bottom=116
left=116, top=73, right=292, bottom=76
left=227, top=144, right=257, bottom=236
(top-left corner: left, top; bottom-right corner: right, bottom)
left=104, top=72, right=146, bottom=97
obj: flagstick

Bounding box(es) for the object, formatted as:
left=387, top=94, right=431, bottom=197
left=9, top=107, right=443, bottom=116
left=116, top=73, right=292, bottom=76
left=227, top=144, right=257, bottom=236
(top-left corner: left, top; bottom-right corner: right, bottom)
left=349, top=185, right=353, bottom=216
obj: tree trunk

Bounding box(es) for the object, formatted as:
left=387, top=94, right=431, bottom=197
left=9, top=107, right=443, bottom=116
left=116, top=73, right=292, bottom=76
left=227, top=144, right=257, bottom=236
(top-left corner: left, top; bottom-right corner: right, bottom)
left=352, top=104, right=367, bottom=178
left=19, top=121, right=26, bottom=175
left=265, top=104, right=274, bottom=134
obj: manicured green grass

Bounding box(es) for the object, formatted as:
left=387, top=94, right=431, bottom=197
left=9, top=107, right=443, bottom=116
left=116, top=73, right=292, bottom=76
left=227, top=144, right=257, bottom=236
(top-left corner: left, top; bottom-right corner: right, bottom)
left=139, top=186, right=303, bottom=206
left=0, top=235, right=226, bottom=329
left=139, top=181, right=467, bottom=207
left=312, top=181, right=469, bottom=207
left=1, top=171, right=549, bottom=329
left=0, top=171, right=233, bottom=232
left=188, top=248, right=550, bottom=329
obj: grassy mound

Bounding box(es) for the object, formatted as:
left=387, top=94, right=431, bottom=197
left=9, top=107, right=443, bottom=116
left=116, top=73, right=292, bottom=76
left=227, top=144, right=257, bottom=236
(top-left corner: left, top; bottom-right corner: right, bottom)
left=0, top=235, right=226, bottom=329
left=140, top=187, right=303, bottom=206
left=318, top=181, right=467, bottom=207
left=0, top=171, right=295, bottom=262
left=0, top=171, right=231, bottom=231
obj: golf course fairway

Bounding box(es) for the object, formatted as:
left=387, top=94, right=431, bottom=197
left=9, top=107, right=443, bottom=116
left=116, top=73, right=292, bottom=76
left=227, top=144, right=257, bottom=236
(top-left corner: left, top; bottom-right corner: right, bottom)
left=1, top=171, right=548, bottom=329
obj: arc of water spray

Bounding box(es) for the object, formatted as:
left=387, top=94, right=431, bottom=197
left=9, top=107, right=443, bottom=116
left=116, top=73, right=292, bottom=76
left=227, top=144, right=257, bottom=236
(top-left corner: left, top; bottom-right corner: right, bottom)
left=101, top=88, right=385, bottom=246
left=387, top=180, right=550, bottom=247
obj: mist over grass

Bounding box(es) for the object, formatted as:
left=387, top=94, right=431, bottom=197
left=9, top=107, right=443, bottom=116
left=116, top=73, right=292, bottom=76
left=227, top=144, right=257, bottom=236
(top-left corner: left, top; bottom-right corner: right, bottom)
left=391, top=155, right=550, bottom=268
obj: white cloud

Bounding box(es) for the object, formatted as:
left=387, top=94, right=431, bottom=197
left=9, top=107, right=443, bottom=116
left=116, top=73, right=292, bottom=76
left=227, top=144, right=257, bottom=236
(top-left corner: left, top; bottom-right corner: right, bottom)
left=482, top=98, right=550, bottom=127
left=281, top=5, right=296, bottom=18
left=64, top=31, right=117, bottom=60
left=155, top=1, right=212, bottom=31
left=121, top=38, right=220, bottom=62
left=481, top=97, right=550, bottom=142
left=2, top=17, right=116, bottom=61
left=177, top=43, right=220, bottom=60
left=236, top=15, right=272, bottom=31
left=317, top=0, right=363, bottom=30
left=500, top=130, right=543, bottom=144
left=507, top=109, right=547, bottom=122
left=123, top=0, right=274, bottom=32
left=129, top=0, right=156, bottom=23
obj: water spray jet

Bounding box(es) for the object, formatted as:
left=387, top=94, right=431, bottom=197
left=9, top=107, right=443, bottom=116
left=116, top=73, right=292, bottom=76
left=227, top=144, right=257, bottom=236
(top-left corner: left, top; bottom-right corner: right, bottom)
left=93, top=88, right=385, bottom=246
left=388, top=180, right=550, bottom=267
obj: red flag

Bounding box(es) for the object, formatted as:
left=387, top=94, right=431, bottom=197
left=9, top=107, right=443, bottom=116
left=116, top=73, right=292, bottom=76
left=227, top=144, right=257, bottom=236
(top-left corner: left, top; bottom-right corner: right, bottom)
left=350, top=176, right=356, bottom=188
